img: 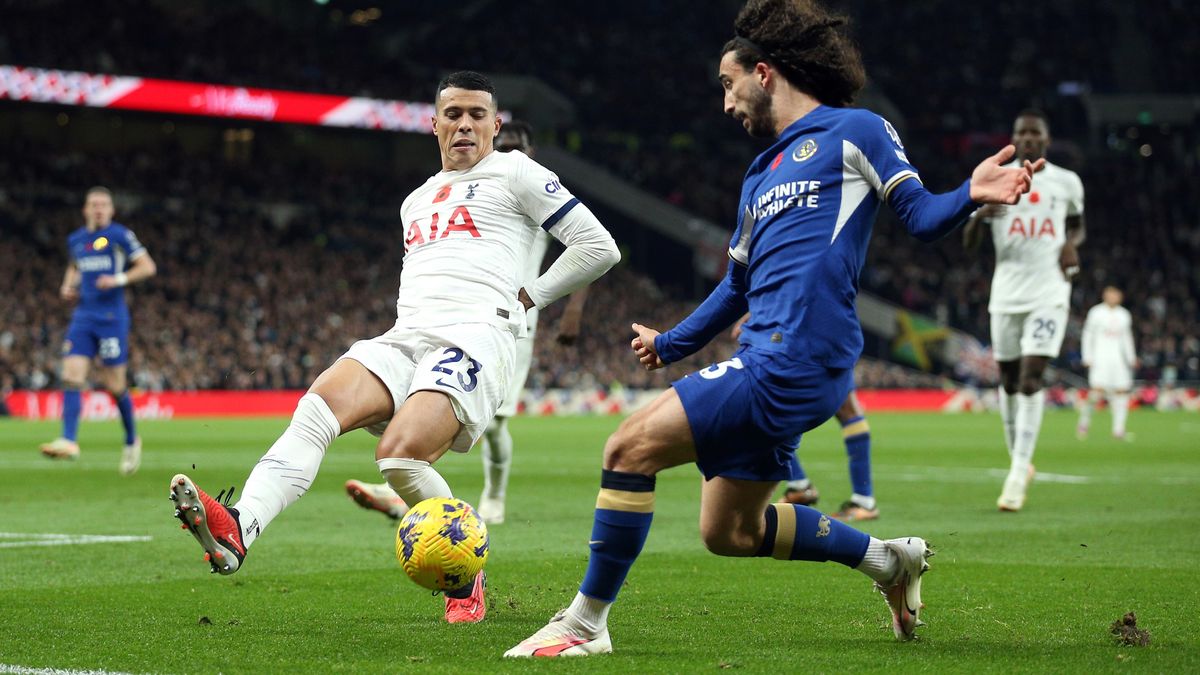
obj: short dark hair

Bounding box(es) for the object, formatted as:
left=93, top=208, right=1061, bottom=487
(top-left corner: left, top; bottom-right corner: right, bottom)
left=85, top=186, right=112, bottom=200
left=436, top=70, right=497, bottom=106
left=1016, top=108, right=1049, bottom=129
left=721, top=0, right=865, bottom=107
left=499, top=119, right=533, bottom=145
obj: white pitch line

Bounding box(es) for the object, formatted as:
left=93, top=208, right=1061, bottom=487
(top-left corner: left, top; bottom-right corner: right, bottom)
left=0, top=665, right=141, bottom=675
left=0, top=533, right=152, bottom=549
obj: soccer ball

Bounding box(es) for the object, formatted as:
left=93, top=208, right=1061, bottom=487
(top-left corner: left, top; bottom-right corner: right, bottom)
left=395, top=497, right=489, bottom=592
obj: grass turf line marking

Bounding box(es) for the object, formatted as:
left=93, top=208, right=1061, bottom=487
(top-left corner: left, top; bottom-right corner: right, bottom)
left=0, top=533, right=152, bottom=549
left=0, top=665, right=142, bottom=675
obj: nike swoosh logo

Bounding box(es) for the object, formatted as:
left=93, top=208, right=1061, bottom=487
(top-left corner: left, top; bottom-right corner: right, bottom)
left=533, top=637, right=590, bottom=657
left=588, top=540, right=604, bottom=546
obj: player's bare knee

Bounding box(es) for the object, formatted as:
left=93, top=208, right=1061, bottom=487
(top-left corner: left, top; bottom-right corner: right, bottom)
left=376, top=434, right=417, bottom=462
left=602, top=417, right=659, bottom=475
left=699, top=525, right=758, bottom=557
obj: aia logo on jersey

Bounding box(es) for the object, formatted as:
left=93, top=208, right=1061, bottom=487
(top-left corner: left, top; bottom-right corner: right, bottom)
left=792, top=138, right=818, bottom=162
left=1007, top=217, right=1056, bottom=239
left=405, top=207, right=480, bottom=252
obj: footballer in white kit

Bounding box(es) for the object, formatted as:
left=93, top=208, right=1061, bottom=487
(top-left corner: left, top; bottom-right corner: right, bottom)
left=345, top=120, right=592, bottom=526
left=964, top=109, right=1085, bottom=512
left=1077, top=286, right=1137, bottom=440
left=167, top=72, right=619, bottom=627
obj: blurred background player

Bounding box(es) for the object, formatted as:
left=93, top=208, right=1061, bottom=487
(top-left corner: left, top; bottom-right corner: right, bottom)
left=508, top=0, right=1041, bottom=656
left=733, top=314, right=877, bottom=521
left=169, top=72, right=619, bottom=625
left=1077, top=286, right=1137, bottom=440
left=345, top=120, right=591, bottom=525
left=963, top=109, right=1085, bottom=513
left=39, top=186, right=156, bottom=475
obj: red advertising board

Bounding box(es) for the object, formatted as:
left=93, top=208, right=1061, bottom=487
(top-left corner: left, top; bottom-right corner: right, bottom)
left=4, top=389, right=962, bottom=420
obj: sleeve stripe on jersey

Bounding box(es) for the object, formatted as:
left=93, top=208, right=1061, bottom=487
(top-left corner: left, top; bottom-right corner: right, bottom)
left=541, top=198, right=581, bottom=231
left=882, top=171, right=921, bottom=202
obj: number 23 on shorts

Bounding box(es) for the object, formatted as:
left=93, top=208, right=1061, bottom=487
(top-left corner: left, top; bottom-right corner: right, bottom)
left=431, top=347, right=482, bottom=392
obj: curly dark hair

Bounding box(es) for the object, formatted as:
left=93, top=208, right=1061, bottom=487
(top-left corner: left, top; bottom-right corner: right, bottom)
left=722, top=0, right=866, bottom=107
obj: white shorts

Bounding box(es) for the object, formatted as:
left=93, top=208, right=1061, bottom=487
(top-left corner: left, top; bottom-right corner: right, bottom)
left=1088, top=361, right=1133, bottom=391
left=990, top=306, right=1069, bottom=361
left=338, top=323, right=515, bottom=453
left=496, top=331, right=535, bottom=418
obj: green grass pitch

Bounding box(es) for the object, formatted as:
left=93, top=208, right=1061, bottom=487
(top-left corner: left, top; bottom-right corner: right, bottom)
left=1, top=410, right=1198, bottom=673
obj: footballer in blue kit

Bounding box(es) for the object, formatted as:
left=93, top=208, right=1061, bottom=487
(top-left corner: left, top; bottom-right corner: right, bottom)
left=40, top=186, right=156, bottom=474
left=508, top=0, right=1044, bottom=658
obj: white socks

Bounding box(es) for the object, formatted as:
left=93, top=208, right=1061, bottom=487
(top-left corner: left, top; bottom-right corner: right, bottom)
left=998, top=386, right=1017, bottom=455
left=1007, top=390, right=1045, bottom=486
left=1111, top=392, right=1130, bottom=436
left=235, top=393, right=340, bottom=548
left=481, top=417, right=513, bottom=500
left=786, top=478, right=812, bottom=491
left=1078, top=390, right=1096, bottom=430
left=378, top=457, right=453, bottom=506
left=565, top=592, right=611, bottom=635
left=851, top=493, right=877, bottom=511
left=855, top=537, right=897, bottom=583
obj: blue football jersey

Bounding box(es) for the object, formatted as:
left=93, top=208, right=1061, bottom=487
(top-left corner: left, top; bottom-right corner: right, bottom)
left=68, top=221, right=146, bottom=320
left=656, top=105, right=974, bottom=369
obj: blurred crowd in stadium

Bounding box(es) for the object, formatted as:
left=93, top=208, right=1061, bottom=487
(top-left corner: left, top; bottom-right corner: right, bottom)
left=2, top=0, right=1197, bottom=393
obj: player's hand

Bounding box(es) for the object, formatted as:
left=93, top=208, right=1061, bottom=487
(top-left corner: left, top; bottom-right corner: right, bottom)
left=969, top=145, right=1045, bottom=205
left=1082, top=360, right=1091, bottom=368
left=59, top=285, right=78, bottom=301
left=556, top=308, right=583, bottom=346
left=730, top=313, right=750, bottom=340
left=517, top=287, right=536, bottom=311
left=630, top=322, right=664, bottom=371
left=1059, top=241, right=1080, bottom=280
left=95, top=275, right=119, bottom=290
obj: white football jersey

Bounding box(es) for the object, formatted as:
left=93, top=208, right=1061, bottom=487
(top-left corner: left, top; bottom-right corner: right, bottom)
left=396, top=149, right=579, bottom=335
left=1082, top=303, right=1135, bottom=367
left=987, top=161, right=1084, bottom=313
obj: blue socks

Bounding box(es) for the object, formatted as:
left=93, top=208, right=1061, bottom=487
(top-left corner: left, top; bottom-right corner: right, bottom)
left=842, top=416, right=872, bottom=498
left=111, top=390, right=137, bottom=445
left=62, top=387, right=81, bottom=441
left=755, top=502, right=869, bottom=567
left=579, top=470, right=656, bottom=603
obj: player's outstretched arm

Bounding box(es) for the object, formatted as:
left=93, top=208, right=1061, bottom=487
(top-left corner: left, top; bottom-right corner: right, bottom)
left=631, top=323, right=665, bottom=371
left=652, top=263, right=749, bottom=365
left=889, top=146, right=1041, bottom=243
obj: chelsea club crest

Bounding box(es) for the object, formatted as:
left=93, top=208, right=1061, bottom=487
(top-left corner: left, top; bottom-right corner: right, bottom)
left=792, top=138, right=818, bottom=162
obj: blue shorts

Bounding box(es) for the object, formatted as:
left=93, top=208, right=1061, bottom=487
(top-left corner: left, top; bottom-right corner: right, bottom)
left=673, top=347, right=852, bottom=482
left=63, top=315, right=130, bottom=366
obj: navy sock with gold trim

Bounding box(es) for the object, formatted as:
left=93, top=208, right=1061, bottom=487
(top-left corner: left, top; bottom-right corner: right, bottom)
left=755, top=503, right=869, bottom=567
left=578, top=469, right=655, bottom=603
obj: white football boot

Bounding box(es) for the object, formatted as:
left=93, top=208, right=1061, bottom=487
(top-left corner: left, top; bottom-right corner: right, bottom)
left=504, top=609, right=612, bottom=657
left=875, top=536, right=933, bottom=641
left=477, top=495, right=506, bottom=525
left=120, top=437, right=142, bottom=475
left=40, top=437, right=80, bottom=460
left=344, top=480, right=408, bottom=520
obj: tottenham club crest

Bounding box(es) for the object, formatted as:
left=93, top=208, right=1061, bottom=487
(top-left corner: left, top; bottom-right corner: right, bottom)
left=792, top=138, right=818, bottom=162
